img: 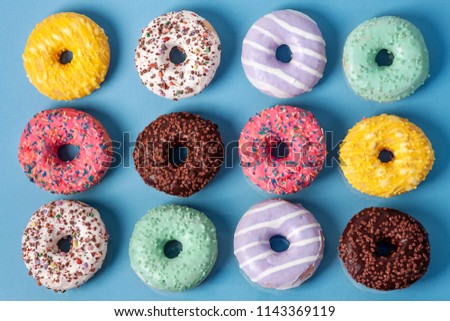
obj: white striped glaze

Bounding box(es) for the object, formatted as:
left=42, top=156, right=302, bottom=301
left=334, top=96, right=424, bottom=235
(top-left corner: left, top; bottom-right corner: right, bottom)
left=234, top=199, right=324, bottom=290
left=242, top=9, right=326, bottom=98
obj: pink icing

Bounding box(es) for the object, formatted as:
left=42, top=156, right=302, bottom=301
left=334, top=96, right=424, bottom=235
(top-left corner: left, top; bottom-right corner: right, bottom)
left=239, top=105, right=326, bottom=194
left=18, top=108, right=112, bottom=194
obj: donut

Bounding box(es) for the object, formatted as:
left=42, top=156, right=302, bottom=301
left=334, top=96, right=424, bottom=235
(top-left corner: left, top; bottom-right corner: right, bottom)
left=339, top=207, right=430, bottom=291
left=242, top=9, right=326, bottom=98
left=22, top=200, right=109, bottom=292
left=234, top=199, right=324, bottom=290
left=135, top=10, right=221, bottom=100
left=129, top=204, right=218, bottom=292
left=133, top=112, right=223, bottom=197
left=239, top=105, right=326, bottom=195
left=18, top=108, right=112, bottom=195
left=340, top=114, right=434, bottom=198
left=343, top=16, right=429, bottom=102
left=23, top=12, right=110, bottom=100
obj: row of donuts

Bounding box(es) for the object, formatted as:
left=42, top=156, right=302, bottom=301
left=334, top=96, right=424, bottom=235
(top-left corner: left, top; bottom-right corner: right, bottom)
left=19, top=8, right=434, bottom=295
left=19, top=106, right=434, bottom=293
left=23, top=199, right=430, bottom=292
left=19, top=106, right=434, bottom=199
left=23, top=10, right=430, bottom=103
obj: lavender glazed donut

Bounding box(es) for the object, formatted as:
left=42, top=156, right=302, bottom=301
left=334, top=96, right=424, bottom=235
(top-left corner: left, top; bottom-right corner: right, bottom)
left=234, top=199, right=324, bottom=290
left=135, top=10, right=221, bottom=100
left=242, top=9, right=326, bottom=98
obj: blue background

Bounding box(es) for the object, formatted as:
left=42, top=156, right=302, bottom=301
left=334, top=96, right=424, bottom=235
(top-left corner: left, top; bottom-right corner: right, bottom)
left=0, top=0, right=449, bottom=301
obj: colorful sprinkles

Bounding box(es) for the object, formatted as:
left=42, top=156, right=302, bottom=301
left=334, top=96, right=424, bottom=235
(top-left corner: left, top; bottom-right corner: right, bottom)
left=239, top=105, right=326, bottom=195
left=135, top=10, right=221, bottom=100
left=18, top=108, right=112, bottom=195
left=21, top=200, right=109, bottom=292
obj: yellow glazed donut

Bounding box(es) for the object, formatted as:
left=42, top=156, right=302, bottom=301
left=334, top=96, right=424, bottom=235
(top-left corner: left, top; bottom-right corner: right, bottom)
left=23, top=12, right=110, bottom=100
left=340, top=114, right=434, bottom=198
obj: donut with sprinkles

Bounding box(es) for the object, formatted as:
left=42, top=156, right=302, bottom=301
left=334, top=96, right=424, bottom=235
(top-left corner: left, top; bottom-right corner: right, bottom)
left=22, top=200, right=109, bottom=292
left=18, top=108, right=112, bottom=194
left=339, top=207, right=430, bottom=291
left=135, top=10, right=221, bottom=100
left=239, top=105, right=326, bottom=195
left=133, top=112, right=224, bottom=197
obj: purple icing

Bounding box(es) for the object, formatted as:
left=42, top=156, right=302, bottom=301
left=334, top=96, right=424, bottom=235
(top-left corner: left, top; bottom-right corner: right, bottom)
left=242, top=9, right=327, bottom=98
left=234, top=199, right=324, bottom=290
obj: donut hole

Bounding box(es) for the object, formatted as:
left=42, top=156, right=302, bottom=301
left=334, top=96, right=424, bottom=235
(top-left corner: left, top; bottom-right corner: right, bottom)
left=169, top=46, right=187, bottom=64
left=164, top=240, right=183, bottom=259
left=270, top=235, right=290, bottom=253
left=169, top=144, right=188, bottom=166
left=271, top=142, right=290, bottom=160
left=375, top=239, right=396, bottom=257
left=58, top=144, right=80, bottom=162
left=378, top=149, right=394, bottom=163
left=276, top=44, right=292, bottom=63
left=57, top=236, right=73, bottom=253
left=59, top=50, right=73, bottom=65
left=375, top=49, right=394, bottom=67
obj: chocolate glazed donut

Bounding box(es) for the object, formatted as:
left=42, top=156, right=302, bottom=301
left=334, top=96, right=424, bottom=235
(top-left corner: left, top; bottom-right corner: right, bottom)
left=133, top=112, right=224, bottom=197
left=338, top=207, right=430, bottom=291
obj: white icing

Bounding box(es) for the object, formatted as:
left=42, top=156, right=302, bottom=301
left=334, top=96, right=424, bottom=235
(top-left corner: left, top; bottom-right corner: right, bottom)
left=135, top=10, right=221, bottom=100
left=21, top=200, right=108, bottom=291
left=234, top=240, right=270, bottom=255
left=235, top=210, right=308, bottom=236
left=250, top=255, right=319, bottom=282
left=244, top=200, right=285, bottom=216
left=251, top=25, right=283, bottom=45
left=243, top=39, right=275, bottom=55
left=266, top=14, right=326, bottom=44
left=241, top=58, right=312, bottom=91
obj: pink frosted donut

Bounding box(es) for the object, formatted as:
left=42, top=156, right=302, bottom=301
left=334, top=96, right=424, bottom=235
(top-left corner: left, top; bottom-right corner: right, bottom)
left=239, top=105, right=326, bottom=195
left=18, top=108, right=112, bottom=194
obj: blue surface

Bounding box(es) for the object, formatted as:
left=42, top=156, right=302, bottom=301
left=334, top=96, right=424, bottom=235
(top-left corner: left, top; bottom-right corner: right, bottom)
left=0, top=0, right=449, bottom=301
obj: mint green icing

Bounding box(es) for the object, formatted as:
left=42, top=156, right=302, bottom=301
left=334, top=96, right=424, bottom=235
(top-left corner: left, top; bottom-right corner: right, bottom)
left=343, top=16, right=429, bottom=102
left=129, top=204, right=218, bottom=292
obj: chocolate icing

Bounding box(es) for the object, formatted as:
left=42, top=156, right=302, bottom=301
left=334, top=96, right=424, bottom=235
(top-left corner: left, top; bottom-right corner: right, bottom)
left=133, top=112, right=223, bottom=197
left=338, top=207, right=430, bottom=291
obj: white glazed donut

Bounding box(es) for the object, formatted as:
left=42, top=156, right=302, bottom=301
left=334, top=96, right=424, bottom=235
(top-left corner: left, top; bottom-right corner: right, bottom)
left=22, top=200, right=108, bottom=292
left=135, top=10, right=221, bottom=100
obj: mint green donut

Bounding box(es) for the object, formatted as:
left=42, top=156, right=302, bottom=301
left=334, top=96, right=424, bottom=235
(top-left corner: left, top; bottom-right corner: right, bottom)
left=343, top=16, right=429, bottom=102
left=129, top=205, right=218, bottom=292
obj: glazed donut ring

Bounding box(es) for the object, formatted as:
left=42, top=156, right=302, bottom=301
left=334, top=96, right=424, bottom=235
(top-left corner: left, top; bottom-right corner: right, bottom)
left=129, top=204, right=218, bottom=292
left=242, top=10, right=326, bottom=98
left=343, top=16, right=429, bottom=102
left=18, top=108, right=112, bottom=195
left=22, top=200, right=109, bottom=292
left=135, top=10, right=221, bottom=100
left=340, top=114, right=434, bottom=198
left=234, top=199, right=324, bottom=290
left=239, top=105, right=326, bottom=195
left=23, top=12, right=110, bottom=100
left=133, top=112, right=224, bottom=197
left=339, top=207, right=430, bottom=291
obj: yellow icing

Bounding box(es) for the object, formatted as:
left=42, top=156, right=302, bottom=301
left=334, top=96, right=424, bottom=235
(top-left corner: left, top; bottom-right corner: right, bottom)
left=340, top=114, right=434, bottom=198
left=23, top=12, right=110, bottom=100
